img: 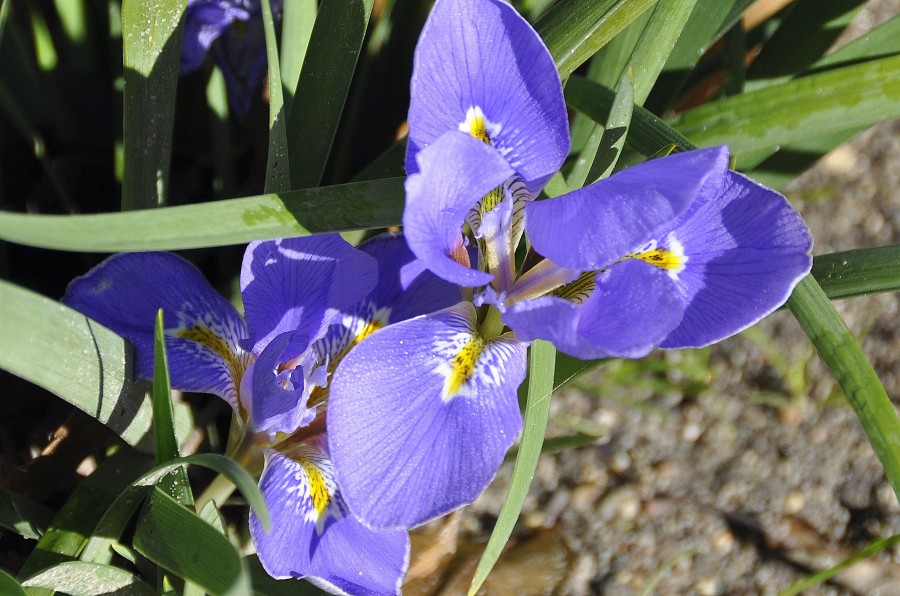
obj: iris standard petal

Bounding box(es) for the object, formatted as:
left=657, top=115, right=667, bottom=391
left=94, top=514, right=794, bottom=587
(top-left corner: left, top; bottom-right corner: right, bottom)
left=358, top=232, right=463, bottom=322
left=328, top=302, right=526, bottom=529
left=660, top=171, right=813, bottom=348
left=526, top=146, right=730, bottom=273
left=403, top=131, right=513, bottom=287
left=63, top=252, right=249, bottom=410
left=504, top=260, right=684, bottom=359
left=406, top=0, right=569, bottom=192
left=240, top=235, right=377, bottom=355
left=248, top=331, right=318, bottom=438
left=251, top=446, right=409, bottom=595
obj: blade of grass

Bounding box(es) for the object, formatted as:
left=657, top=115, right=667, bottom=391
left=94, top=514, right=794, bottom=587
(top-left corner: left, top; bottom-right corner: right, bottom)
left=21, top=561, right=154, bottom=595
left=568, top=9, right=650, bottom=154
left=279, top=0, right=316, bottom=117
left=745, top=0, right=865, bottom=89
left=80, top=453, right=269, bottom=566
left=0, top=569, right=25, bottom=596
left=120, top=0, right=185, bottom=210
left=151, top=310, right=193, bottom=508
left=0, top=279, right=153, bottom=447
left=812, top=246, right=900, bottom=301
left=626, top=0, right=698, bottom=106
left=565, top=76, right=695, bottom=156
left=0, top=487, right=55, bottom=541
left=468, top=340, right=556, bottom=595
left=18, top=448, right=151, bottom=582
left=134, top=488, right=251, bottom=595
left=152, top=310, right=178, bottom=464
left=787, top=275, right=900, bottom=503
left=536, top=0, right=660, bottom=79
left=260, top=0, right=290, bottom=193
left=778, top=534, right=900, bottom=596
left=567, top=67, right=633, bottom=188
left=668, top=54, right=900, bottom=166
left=0, top=177, right=405, bottom=252
left=807, top=14, right=900, bottom=74
left=286, top=0, right=374, bottom=188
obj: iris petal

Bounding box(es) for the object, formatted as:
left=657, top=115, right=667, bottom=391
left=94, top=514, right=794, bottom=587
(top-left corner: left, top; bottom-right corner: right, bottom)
left=240, top=235, right=377, bottom=355
left=248, top=331, right=318, bottom=438
left=526, top=146, right=730, bottom=272
left=405, top=0, right=569, bottom=192
left=504, top=260, right=684, bottom=359
left=313, top=233, right=462, bottom=363
left=251, top=446, right=409, bottom=595
left=328, top=302, right=526, bottom=529
left=63, top=252, right=249, bottom=411
left=403, top=131, right=513, bottom=287
left=660, top=171, right=813, bottom=348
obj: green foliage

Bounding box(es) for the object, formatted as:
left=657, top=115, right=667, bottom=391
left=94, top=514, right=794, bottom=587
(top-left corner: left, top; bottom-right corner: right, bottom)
left=0, top=0, right=898, bottom=592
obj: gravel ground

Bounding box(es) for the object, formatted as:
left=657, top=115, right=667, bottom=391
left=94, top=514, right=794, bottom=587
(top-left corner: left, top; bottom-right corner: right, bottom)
left=440, top=3, right=900, bottom=594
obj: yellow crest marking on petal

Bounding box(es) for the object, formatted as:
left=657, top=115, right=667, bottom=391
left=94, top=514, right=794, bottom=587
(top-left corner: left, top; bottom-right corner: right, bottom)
left=301, top=460, right=331, bottom=517
left=550, top=270, right=597, bottom=304
left=176, top=325, right=247, bottom=388
left=629, top=248, right=684, bottom=270
left=460, top=106, right=495, bottom=145
left=469, top=113, right=490, bottom=144
left=444, top=335, right=486, bottom=398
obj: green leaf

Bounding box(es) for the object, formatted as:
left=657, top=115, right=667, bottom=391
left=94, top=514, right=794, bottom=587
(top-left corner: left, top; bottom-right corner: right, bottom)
left=120, top=0, right=186, bottom=210
left=287, top=0, right=374, bottom=188
left=469, top=340, right=556, bottom=595
left=0, top=279, right=153, bottom=446
left=19, top=449, right=151, bottom=581
left=261, top=0, right=290, bottom=193
left=151, top=310, right=194, bottom=508
left=0, top=177, right=405, bottom=252
left=812, top=246, right=900, bottom=301
left=0, top=569, right=25, bottom=596
left=565, top=76, right=695, bottom=156
left=778, top=533, right=900, bottom=596
left=536, top=0, right=660, bottom=79
left=787, top=276, right=900, bottom=504
left=86, top=453, right=270, bottom=561
left=567, top=10, right=649, bottom=153
left=651, top=0, right=754, bottom=111
left=21, top=562, right=154, bottom=596
left=745, top=0, right=865, bottom=89
left=626, top=0, right=698, bottom=106
left=807, top=14, right=900, bottom=73
left=568, top=67, right=633, bottom=188
left=0, top=487, right=54, bottom=541
left=279, top=0, right=316, bottom=118
left=668, top=55, right=900, bottom=167
left=152, top=310, right=178, bottom=464
left=662, top=0, right=753, bottom=73
left=505, top=431, right=602, bottom=462
left=134, top=488, right=251, bottom=596
left=246, top=555, right=323, bottom=595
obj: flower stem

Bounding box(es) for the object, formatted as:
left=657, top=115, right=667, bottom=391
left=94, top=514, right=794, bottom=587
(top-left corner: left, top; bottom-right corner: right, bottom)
left=479, top=305, right=505, bottom=338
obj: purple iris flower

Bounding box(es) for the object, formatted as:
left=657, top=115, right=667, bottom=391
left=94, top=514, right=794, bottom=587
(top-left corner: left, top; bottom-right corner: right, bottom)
left=180, top=0, right=282, bottom=119
left=63, top=233, right=457, bottom=593
left=327, top=0, right=812, bottom=531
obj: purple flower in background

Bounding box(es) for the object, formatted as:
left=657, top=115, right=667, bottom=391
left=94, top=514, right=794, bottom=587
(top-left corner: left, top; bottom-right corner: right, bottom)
left=180, top=0, right=282, bottom=118
left=327, top=0, right=812, bottom=531
left=63, top=233, right=457, bottom=593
